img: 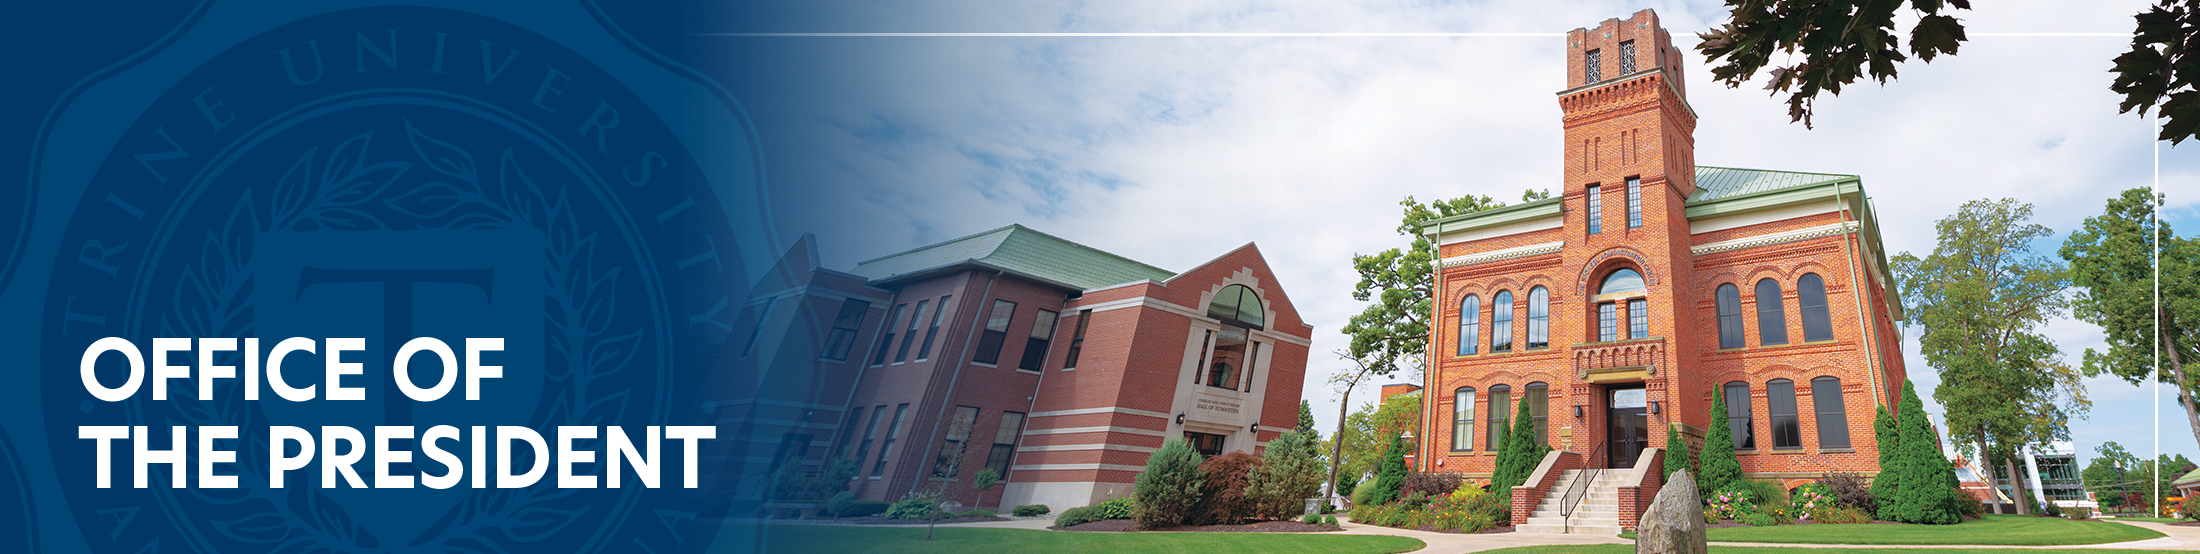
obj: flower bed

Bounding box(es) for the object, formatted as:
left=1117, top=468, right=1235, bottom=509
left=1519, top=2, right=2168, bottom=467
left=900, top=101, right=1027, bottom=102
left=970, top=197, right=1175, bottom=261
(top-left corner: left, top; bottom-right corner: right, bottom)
left=1348, top=485, right=1508, bottom=533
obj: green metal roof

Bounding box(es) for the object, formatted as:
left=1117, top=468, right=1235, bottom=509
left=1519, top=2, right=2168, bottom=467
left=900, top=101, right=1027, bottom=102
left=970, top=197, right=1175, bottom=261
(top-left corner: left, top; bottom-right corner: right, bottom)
left=1689, top=166, right=1859, bottom=204
left=2176, top=466, right=2200, bottom=487
left=851, top=224, right=1177, bottom=290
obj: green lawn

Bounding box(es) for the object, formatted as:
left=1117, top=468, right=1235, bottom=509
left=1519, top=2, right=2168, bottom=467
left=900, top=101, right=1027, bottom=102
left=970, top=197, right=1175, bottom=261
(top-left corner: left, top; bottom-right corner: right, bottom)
left=1485, top=547, right=2163, bottom=554
left=743, top=525, right=1427, bottom=554
left=2104, top=516, right=2182, bottom=523
left=1617, top=515, right=2159, bottom=546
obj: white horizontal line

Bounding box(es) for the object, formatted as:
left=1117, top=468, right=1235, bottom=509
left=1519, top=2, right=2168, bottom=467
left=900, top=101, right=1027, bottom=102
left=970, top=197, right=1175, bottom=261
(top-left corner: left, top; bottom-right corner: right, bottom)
left=700, top=32, right=1568, bottom=37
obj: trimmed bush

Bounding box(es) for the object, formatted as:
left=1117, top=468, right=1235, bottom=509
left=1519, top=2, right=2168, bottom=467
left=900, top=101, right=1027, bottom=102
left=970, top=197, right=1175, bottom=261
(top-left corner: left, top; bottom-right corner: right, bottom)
left=1364, top=434, right=1410, bottom=506
left=1249, top=430, right=1326, bottom=520
left=1192, top=451, right=1261, bottom=525
left=1302, top=513, right=1321, bottom=524
left=1055, top=506, right=1100, bottom=528
left=1402, top=472, right=1464, bottom=498
left=1814, top=505, right=1872, bottom=524
left=959, top=510, right=997, bottom=519
left=1887, top=381, right=1960, bottom=525
left=1664, top=424, right=1697, bottom=484
left=842, top=500, right=890, bottom=518
left=1093, top=498, right=1135, bottom=520
left=1134, top=437, right=1206, bottom=528
left=886, top=493, right=940, bottom=520
left=1012, top=504, right=1051, bottom=517
left=1819, top=471, right=1875, bottom=511
left=1698, top=390, right=1743, bottom=499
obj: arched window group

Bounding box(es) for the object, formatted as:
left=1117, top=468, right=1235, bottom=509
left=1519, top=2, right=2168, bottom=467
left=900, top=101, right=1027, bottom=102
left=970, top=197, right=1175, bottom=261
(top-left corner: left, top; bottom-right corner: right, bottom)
left=1595, top=268, right=1647, bottom=343
left=1710, top=273, right=1835, bottom=348
left=1454, top=286, right=1549, bottom=355
left=1722, top=376, right=1851, bottom=451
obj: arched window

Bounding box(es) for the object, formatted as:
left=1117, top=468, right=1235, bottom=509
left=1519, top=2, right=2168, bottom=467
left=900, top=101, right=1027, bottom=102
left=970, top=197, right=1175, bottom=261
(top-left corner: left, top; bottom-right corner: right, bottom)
left=1526, top=287, right=1550, bottom=350
left=1491, top=291, right=1514, bottom=353
left=1715, top=284, right=1744, bottom=349
left=1600, top=269, right=1645, bottom=294
left=1452, top=387, right=1476, bottom=451
left=1723, top=381, right=1754, bottom=450
left=1525, top=382, right=1549, bottom=445
left=1767, top=378, right=1801, bottom=449
left=1457, top=294, right=1481, bottom=356
left=1207, top=284, right=1265, bottom=330
left=1799, top=273, right=1833, bottom=342
left=1487, top=384, right=1511, bottom=450
left=1755, top=278, right=1788, bottom=346
left=1812, top=376, right=1850, bottom=449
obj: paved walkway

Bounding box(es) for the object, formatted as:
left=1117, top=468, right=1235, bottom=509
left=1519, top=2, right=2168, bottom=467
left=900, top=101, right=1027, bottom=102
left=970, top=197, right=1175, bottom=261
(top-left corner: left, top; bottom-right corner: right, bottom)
left=1333, top=522, right=1628, bottom=553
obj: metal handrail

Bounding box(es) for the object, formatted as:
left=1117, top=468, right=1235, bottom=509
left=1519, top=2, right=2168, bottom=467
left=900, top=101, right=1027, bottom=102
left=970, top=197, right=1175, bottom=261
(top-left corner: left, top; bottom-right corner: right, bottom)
left=1560, top=444, right=1607, bottom=534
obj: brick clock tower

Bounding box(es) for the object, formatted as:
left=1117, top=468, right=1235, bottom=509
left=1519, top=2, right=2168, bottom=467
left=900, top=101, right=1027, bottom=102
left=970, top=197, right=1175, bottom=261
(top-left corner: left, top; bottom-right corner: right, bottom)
left=1420, top=8, right=1908, bottom=533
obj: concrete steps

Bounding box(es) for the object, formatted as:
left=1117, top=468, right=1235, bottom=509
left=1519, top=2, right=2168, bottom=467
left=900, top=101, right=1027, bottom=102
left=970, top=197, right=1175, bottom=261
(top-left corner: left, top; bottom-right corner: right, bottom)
left=1517, top=468, right=1627, bottom=535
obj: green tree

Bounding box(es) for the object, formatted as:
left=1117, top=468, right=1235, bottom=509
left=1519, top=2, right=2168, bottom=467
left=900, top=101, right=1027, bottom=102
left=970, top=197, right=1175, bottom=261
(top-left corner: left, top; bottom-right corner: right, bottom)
left=1696, top=1, right=2200, bottom=144
left=1364, top=433, right=1410, bottom=506
left=1134, top=437, right=1207, bottom=528
left=2065, top=189, right=2200, bottom=478
left=1871, top=405, right=1904, bottom=519
left=1889, top=381, right=1960, bottom=524
left=1663, top=424, right=1697, bottom=483
left=1894, top=198, right=2087, bottom=516
left=1249, top=430, right=1326, bottom=520
left=1326, top=390, right=1420, bottom=494
left=1297, top=400, right=1322, bottom=459
left=1492, top=397, right=1547, bottom=494
left=1699, top=387, right=1743, bottom=497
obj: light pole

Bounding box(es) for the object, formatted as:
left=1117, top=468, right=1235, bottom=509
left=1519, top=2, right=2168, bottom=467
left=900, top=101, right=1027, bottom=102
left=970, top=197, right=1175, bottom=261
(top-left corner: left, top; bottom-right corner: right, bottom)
left=2115, top=460, right=2129, bottom=516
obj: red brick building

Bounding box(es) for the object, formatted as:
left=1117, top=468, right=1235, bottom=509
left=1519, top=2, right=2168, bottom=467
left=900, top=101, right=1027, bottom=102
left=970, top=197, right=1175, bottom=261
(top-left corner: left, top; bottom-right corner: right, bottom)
left=725, top=225, right=1311, bottom=512
left=1417, top=8, right=1905, bottom=503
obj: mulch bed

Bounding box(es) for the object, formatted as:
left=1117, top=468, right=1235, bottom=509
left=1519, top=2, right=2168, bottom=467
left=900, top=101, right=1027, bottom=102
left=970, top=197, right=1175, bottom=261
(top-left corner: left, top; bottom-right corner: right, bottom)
left=1053, top=520, right=1343, bottom=533
left=2166, top=521, right=2200, bottom=527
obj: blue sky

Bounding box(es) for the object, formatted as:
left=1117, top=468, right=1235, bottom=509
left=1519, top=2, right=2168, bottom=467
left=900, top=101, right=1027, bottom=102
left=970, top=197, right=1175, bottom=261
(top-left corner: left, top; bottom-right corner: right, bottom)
left=709, top=0, right=2198, bottom=470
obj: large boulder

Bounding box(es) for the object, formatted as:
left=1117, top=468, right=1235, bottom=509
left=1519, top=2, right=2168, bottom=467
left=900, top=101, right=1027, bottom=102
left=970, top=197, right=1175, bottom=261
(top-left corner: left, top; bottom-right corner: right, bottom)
left=1635, top=469, right=1707, bottom=554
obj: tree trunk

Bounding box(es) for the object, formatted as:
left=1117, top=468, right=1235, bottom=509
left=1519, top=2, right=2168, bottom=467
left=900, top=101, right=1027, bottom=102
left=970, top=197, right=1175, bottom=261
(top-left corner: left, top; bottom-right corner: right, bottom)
left=2005, top=456, right=2031, bottom=516
left=1973, top=428, right=1999, bottom=513
left=2163, top=323, right=2200, bottom=494
left=1326, top=382, right=1356, bottom=508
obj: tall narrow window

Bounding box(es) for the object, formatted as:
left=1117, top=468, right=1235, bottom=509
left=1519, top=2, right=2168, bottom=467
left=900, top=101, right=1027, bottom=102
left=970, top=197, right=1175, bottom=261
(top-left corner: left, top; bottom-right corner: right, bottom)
left=1193, top=330, right=1213, bottom=384
left=820, top=300, right=870, bottom=361
left=1017, top=310, right=1059, bottom=371
left=1587, top=185, right=1603, bottom=235
left=1457, top=294, right=1481, bottom=356
left=1715, top=284, right=1744, bottom=349
left=1812, top=376, right=1851, bottom=449
left=915, top=295, right=950, bottom=361
left=1585, top=49, right=1602, bottom=82
left=1525, top=382, right=1549, bottom=445
left=986, top=411, right=1026, bottom=477
left=1597, top=302, right=1617, bottom=342
left=1061, top=309, right=1092, bottom=369
left=972, top=300, right=1016, bottom=365
left=742, top=299, right=777, bottom=358
left=1242, top=342, right=1263, bottom=393
left=1799, top=273, right=1834, bottom=342
left=835, top=406, right=866, bottom=459
left=1626, top=177, right=1642, bottom=228
left=872, top=304, right=907, bottom=366
left=1755, top=279, right=1788, bottom=346
left=1487, top=385, right=1511, bottom=450
left=1208, top=326, right=1249, bottom=390
left=1723, top=382, right=1754, bottom=450
left=1491, top=291, right=1514, bottom=352
left=873, top=403, right=908, bottom=477
left=934, top=406, right=980, bottom=478
left=894, top=299, right=929, bottom=363
left=1452, top=387, right=1476, bottom=451
left=1628, top=298, right=1648, bottom=339
left=1526, top=287, right=1550, bottom=350
left=1619, top=40, right=1637, bottom=74
left=851, top=405, right=885, bottom=473
left=1768, top=379, right=1801, bottom=449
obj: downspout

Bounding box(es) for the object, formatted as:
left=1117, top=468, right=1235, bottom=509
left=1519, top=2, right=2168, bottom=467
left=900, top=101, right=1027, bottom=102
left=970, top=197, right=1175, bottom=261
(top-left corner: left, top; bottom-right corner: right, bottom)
left=1425, top=223, right=1442, bottom=471
left=1836, top=182, right=1886, bottom=409
left=910, top=269, right=1001, bottom=499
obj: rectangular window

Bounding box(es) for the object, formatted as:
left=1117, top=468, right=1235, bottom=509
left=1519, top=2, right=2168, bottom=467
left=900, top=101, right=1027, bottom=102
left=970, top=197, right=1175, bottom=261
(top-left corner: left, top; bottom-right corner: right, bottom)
left=1208, top=326, right=1249, bottom=390
left=1526, top=385, right=1548, bottom=445
left=741, top=299, right=776, bottom=358
left=1620, top=40, right=1637, bottom=74
left=894, top=300, right=928, bottom=363
left=1184, top=431, right=1225, bottom=457
left=1626, top=177, right=1642, bottom=228
left=915, top=295, right=951, bottom=361
left=1193, top=330, right=1213, bottom=384
left=1487, top=387, right=1511, bottom=451
left=1584, top=49, right=1602, bottom=83
left=851, top=405, right=885, bottom=473
left=972, top=300, right=1016, bottom=365
left=1598, top=302, right=1617, bottom=342
left=1724, top=383, right=1754, bottom=450
left=1452, top=388, right=1475, bottom=452
left=1768, top=380, right=1802, bottom=449
left=1457, top=295, right=1480, bottom=356
left=1241, top=342, right=1262, bottom=393
left=820, top=300, right=870, bottom=361
left=1628, top=298, right=1648, bottom=339
left=834, top=406, right=865, bottom=459
left=872, top=303, right=906, bottom=366
left=1062, top=310, right=1091, bottom=369
left=986, top=412, right=1026, bottom=477
left=1017, top=310, right=1059, bottom=371
left=873, top=404, right=908, bottom=477
left=1586, top=185, right=1603, bottom=235
left=935, top=406, right=980, bottom=478
left=1813, top=378, right=1851, bottom=448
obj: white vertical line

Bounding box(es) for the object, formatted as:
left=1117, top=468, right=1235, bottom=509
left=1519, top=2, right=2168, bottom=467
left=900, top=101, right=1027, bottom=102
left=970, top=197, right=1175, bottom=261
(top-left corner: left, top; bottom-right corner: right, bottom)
left=2154, top=109, right=2162, bottom=515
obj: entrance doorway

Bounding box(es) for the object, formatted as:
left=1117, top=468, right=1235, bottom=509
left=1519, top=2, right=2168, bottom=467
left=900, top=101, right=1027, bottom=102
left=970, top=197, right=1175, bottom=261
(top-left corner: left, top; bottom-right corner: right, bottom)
left=1607, top=386, right=1648, bottom=469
